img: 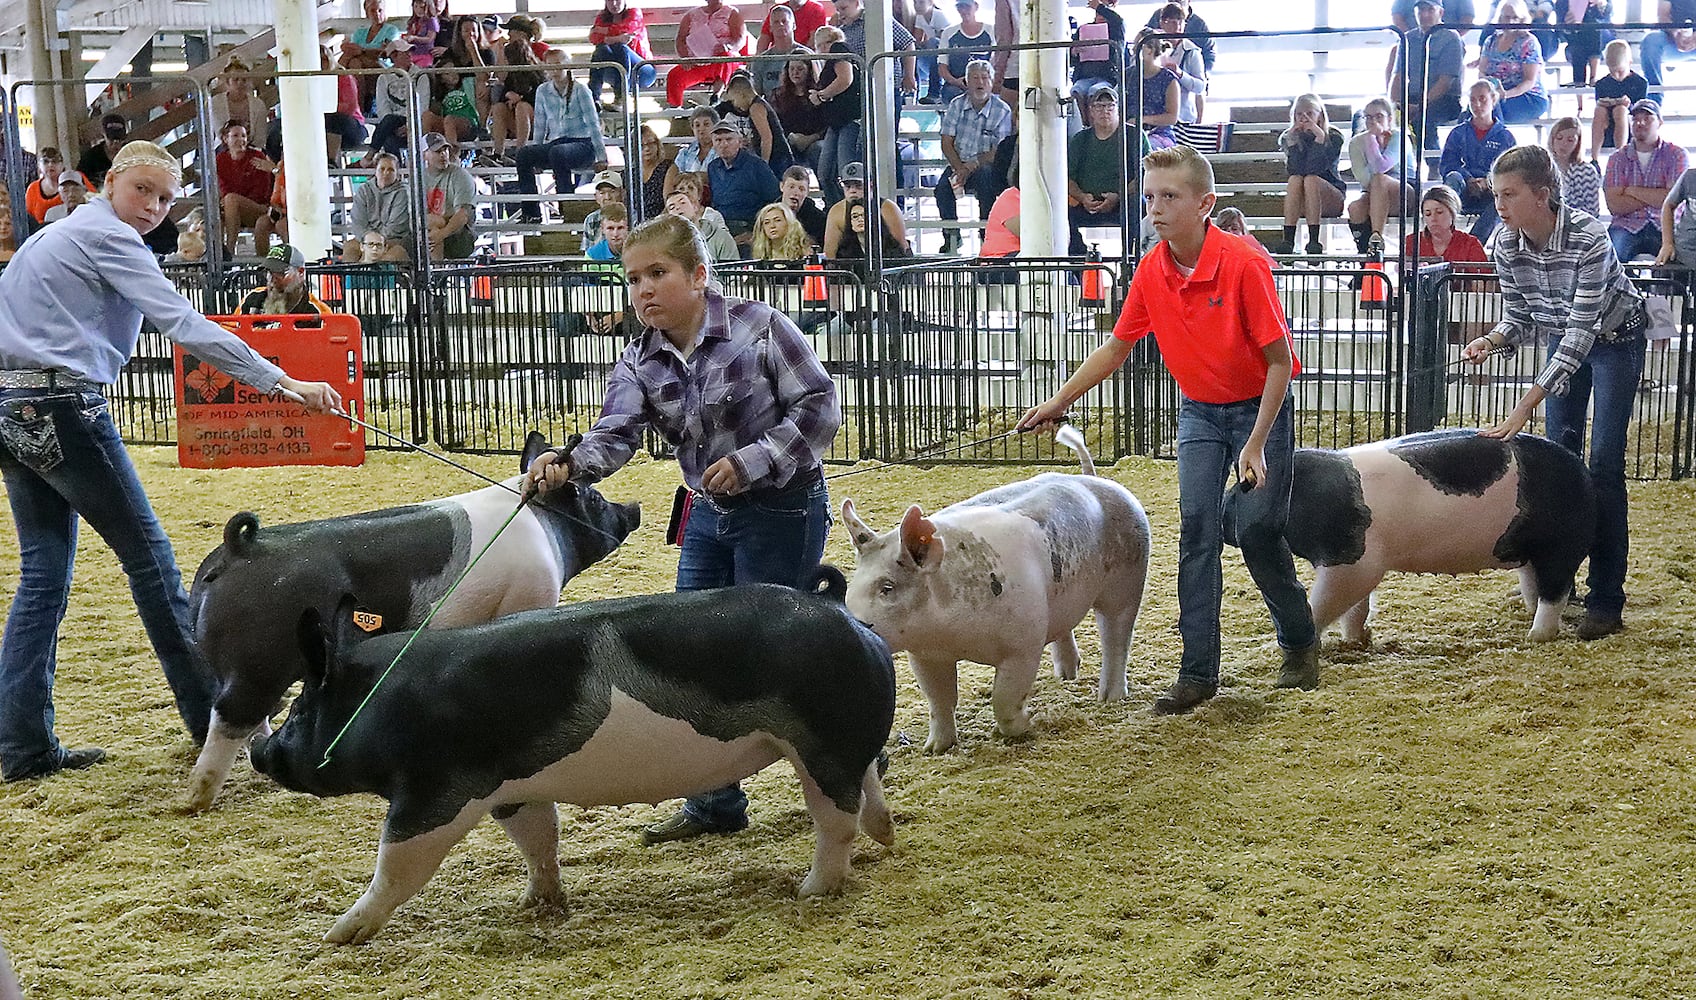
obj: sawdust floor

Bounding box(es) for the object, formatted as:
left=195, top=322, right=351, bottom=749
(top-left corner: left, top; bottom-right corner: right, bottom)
left=1, top=447, right=1694, bottom=999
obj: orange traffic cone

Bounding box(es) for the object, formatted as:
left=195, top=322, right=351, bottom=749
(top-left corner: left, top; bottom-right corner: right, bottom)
left=472, top=251, right=496, bottom=308
left=802, top=251, right=827, bottom=305
left=317, top=272, right=345, bottom=308
left=1359, top=260, right=1387, bottom=311
left=1080, top=245, right=1105, bottom=308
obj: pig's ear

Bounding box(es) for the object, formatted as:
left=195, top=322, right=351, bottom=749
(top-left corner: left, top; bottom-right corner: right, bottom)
left=520, top=430, right=552, bottom=472
left=297, top=607, right=331, bottom=688
left=842, top=498, right=877, bottom=550
left=899, top=505, right=944, bottom=569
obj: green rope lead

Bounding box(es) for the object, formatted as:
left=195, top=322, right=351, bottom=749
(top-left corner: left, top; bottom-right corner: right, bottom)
left=317, top=497, right=532, bottom=769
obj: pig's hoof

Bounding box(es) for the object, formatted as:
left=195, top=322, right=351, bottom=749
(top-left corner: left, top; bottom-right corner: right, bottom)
left=324, top=909, right=387, bottom=945
left=1527, top=624, right=1559, bottom=642
left=994, top=712, right=1032, bottom=741
left=182, top=780, right=217, bottom=814
left=861, top=807, right=895, bottom=846
left=1339, top=627, right=1373, bottom=648
left=798, top=870, right=848, bottom=898
left=922, top=728, right=956, bottom=754
left=518, top=882, right=566, bottom=912
left=1097, top=677, right=1128, bottom=702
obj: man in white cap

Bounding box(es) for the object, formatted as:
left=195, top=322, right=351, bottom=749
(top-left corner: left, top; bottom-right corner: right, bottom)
left=41, top=172, right=89, bottom=224
left=581, top=169, right=625, bottom=247
left=421, top=131, right=477, bottom=259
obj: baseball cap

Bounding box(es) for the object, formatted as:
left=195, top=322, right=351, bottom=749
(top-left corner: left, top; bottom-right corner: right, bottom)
left=57, top=169, right=87, bottom=188
left=100, top=113, right=127, bottom=137
left=592, top=169, right=624, bottom=189
left=710, top=121, right=739, bottom=135
left=502, top=15, right=533, bottom=32
left=1089, top=83, right=1119, bottom=104
left=1630, top=98, right=1663, bottom=118
left=263, top=243, right=307, bottom=273
left=839, top=161, right=866, bottom=183
left=480, top=14, right=499, bottom=28
left=955, top=0, right=977, bottom=7
left=1413, top=0, right=1441, bottom=8
left=423, top=131, right=455, bottom=151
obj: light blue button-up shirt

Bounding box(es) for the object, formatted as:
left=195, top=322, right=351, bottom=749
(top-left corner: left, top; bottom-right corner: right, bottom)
left=0, top=197, right=285, bottom=390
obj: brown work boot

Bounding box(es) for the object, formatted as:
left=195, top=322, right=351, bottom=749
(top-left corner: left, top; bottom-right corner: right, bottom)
left=1152, top=679, right=1217, bottom=716
left=1274, top=642, right=1321, bottom=691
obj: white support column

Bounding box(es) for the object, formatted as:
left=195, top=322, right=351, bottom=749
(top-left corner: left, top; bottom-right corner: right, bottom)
left=24, top=0, right=60, bottom=155
left=867, top=0, right=899, bottom=203
left=276, top=0, right=331, bottom=260
left=1017, top=0, right=1067, bottom=257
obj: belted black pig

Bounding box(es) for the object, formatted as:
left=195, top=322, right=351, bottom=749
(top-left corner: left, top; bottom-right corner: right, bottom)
left=250, top=569, right=897, bottom=944
left=1226, top=429, right=1596, bottom=645
left=841, top=425, right=1152, bottom=753
left=184, top=432, right=639, bottom=812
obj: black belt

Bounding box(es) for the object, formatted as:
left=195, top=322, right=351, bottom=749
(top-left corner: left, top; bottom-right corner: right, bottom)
left=703, top=465, right=822, bottom=510
left=0, top=370, right=101, bottom=391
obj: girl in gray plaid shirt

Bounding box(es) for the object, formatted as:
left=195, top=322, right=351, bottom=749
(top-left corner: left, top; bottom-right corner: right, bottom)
left=524, top=213, right=841, bottom=842
left=1462, top=145, right=1645, bottom=640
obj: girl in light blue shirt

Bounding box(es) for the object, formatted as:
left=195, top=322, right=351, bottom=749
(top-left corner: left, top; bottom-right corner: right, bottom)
left=0, top=141, right=340, bottom=782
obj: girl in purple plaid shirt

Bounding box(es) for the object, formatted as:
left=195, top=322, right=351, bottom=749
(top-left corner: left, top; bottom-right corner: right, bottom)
left=525, top=213, right=841, bottom=844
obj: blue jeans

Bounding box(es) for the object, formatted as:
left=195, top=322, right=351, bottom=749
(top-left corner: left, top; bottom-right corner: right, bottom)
left=933, top=163, right=1000, bottom=225
left=1497, top=90, right=1550, bottom=124
left=589, top=43, right=657, bottom=101
left=1543, top=334, right=1645, bottom=618
left=0, top=389, right=216, bottom=777
left=1175, top=395, right=1314, bottom=686
left=819, top=122, right=863, bottom=205
left=916, top=37, right=940, bottom=100
left=1609, top=223, right=1661, bottom=265
left=1444, top=171, right=1500, bottom=244
left=1642, top=31, right=1696, bottom=93
left=515, top=137, right=598, bottom=216
left=674, top=472, right=831, bottom=830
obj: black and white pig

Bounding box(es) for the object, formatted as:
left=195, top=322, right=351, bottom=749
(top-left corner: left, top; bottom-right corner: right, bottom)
left=841, top=425, right=1151, bottom=753
left=1225, top=429, right=1596, bottom=645
left=250, top=570, right=896, bottom=944
left=184, top=432, right=639, bottom=812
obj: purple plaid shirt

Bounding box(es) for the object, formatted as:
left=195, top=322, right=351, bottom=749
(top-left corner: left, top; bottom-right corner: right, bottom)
left=1603, top=139, right=1688, bottom=234
left=571, top=289, right=840, bottom=493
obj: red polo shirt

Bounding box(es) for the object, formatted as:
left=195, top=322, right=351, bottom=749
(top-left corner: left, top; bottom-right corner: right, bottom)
left=1113, top=223, right=1300, bottom=403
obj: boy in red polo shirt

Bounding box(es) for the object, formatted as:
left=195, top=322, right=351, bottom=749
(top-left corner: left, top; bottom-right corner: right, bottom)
left=1020, top=144, right=1318, bottom=715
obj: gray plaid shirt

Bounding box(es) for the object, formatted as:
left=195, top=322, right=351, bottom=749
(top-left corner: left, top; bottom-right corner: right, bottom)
left=1490, top=206, right=1642, bottom=397
left=571, top=289, right=840, bottom=492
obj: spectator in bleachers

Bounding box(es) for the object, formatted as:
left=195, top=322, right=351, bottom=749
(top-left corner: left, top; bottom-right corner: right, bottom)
left=781, top=164, right=828, bottom=245
left=835, top=0, right=918, bottom=99
left=1214, top=206, right=1275, bottom=266
left=1157, top=3, right=1207, bottom=124
left=1441, top=79, right=1516, bottom=241
left=938, top=0, right=994, bottom=104
left=263, top=160, right=290, bottom=250
left=401, top=0, right=441, bottom=68
left=934, top=59, right=1014, bottom=254
left=421, top=131, right=477, bottom=259
left=760, top=0, right=832, bottom=60
left=1143, top=0, right=1214, bottom=73
left=519, top=17, right=552, bottom=60
left=168, top=208, right=208, bottom=263
left=1405, top=182, right=1488, bottom=261
left=0, top=193, right=14, bottom=263
left=1655, top=159, right=1696, bottom=271
left=587, top=202, right=631, bottom=261
left=341, top=0, right=403, bottom=114
left=216, top=121, right=277, bottom=258
left=1555, top=0, right=1613, bottom=86
left=1275, top=94, right=1346, bottom=255
left=1067, top=85, right=1136, bottom=255
left=717, top=73, right=795, bottom=174
left=1345, top=98, right=1418, bottom=257
left=1479, top=0, right=1550, bottom=124
left=1393, top=0, right=1476, bottom=31
left=664, top=177, right=740, bottom=261
left=980, top=160, right=1020, bottom=261
left=1603, top=99, right=1687, bottom=263
left=77, top=113, right=128, bottom=191
left=1548, top=115, right=1601, bottom=216
left=345, top=152, right=412, bottom=262
left=668, top=0, right=750, bottom=107
left=810, top=26, right=863, bottom=204
left=323, top=46, right=370, bottom=164
left=515, top=51, right=608, bottom=224
left=991, top=0, right=1018, bottom=104
left=1389, top=0, right=1464, bottom=149
left=1072, top=0, right=1127, bottom=109
left=362, top=67, right=425, bottom=165
left=488, top=38, right=544, bottom=167
left=589, top=0, right=657, bottom=104
left=584, top=172, right=626, bottom=246
left=667, top=106, right=723, bottom=194
left=708, top=122, right=782, bottom=252
left=213, top=59, right=271, bottom=142
left=1133, top=30, right=1180, bottom=150
left=239, top=245, right=330, bottom=321
left=830, top=197, right=909, bottom=267
left=752, top=202, right=809, bottom=259
left=24, top=148, right=65, bottom=231
left=752, top=4, right=810, bottom=99
left=824, top=162, right=909, bottom=256
left=1641, top=0, right=1696, bottom=97
left=911, top=0, right=953, bottom=103
left=637, top=125, right=674, bottom=219
left=1591, top=39, right=1644, bottom=159
left=425, top=15, right=495, bottom=148
left=773, top=57, right=830, bottom=173
left=41, top=172, right=88, bottom=224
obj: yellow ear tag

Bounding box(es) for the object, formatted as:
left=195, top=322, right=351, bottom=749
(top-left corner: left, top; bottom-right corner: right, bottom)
left=352, top=610, right=384, bottom=633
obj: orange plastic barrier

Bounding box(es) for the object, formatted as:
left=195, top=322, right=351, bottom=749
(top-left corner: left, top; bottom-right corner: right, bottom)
left=175, top=313, right=365, bottom=469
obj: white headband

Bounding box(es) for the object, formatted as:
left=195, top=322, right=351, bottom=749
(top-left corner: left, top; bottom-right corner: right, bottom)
left=106, top=140, right=183, bottom=186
